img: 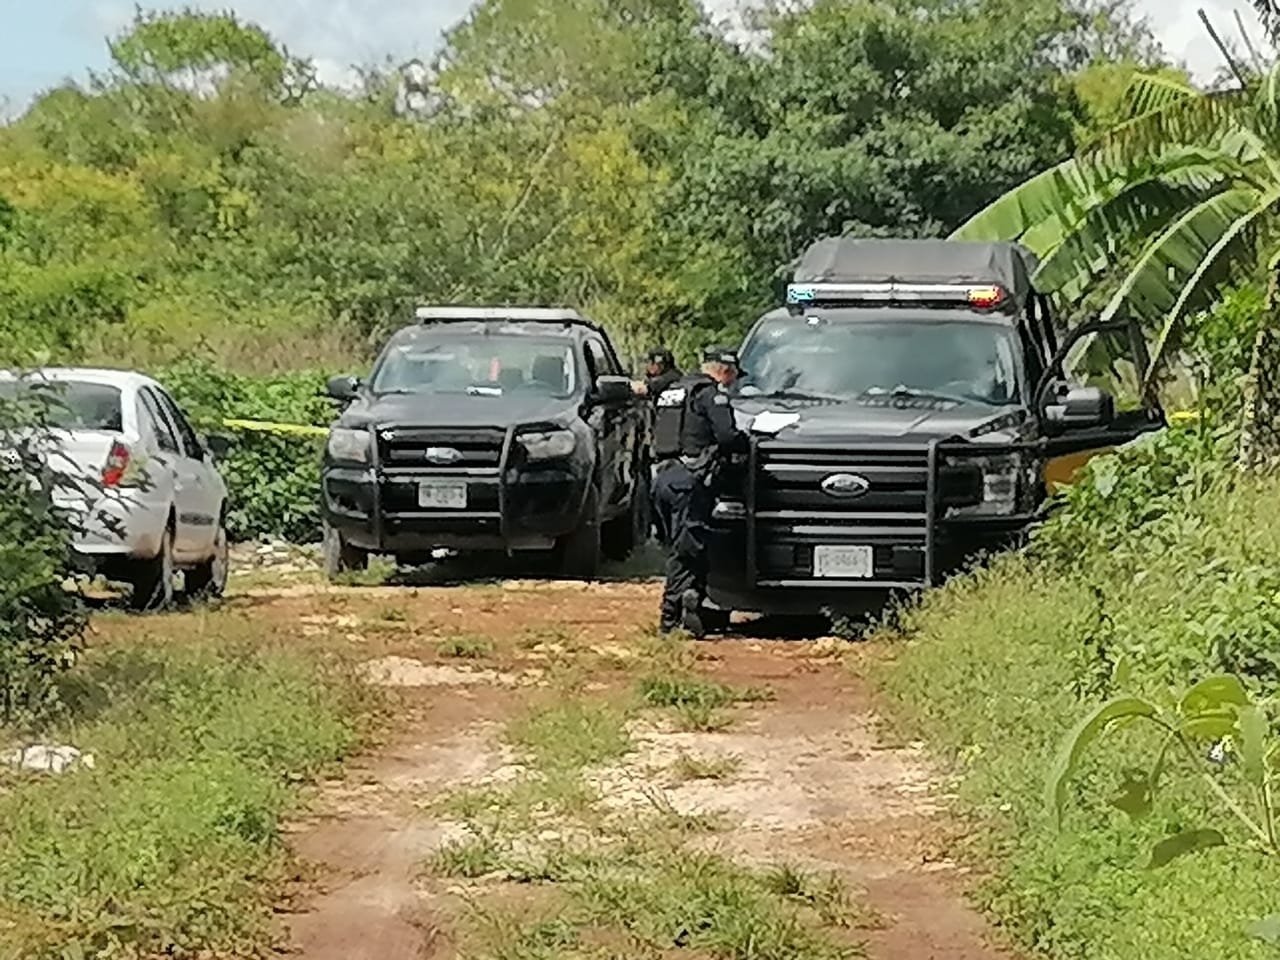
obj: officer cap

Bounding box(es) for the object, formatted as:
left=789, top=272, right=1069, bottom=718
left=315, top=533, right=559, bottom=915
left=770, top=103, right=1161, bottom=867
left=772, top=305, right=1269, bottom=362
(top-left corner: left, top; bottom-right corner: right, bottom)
left=702, top=345, right=742, bottom=368
left=646, top=347, right=674, bottom=366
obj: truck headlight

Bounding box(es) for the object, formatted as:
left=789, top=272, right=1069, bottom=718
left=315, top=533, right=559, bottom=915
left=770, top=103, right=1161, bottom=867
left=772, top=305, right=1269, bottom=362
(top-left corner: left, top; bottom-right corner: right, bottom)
left=327, top=427, right=370, bottom=465
left=519, top=429, right=576, bottom=460
left=947, top=454, right=1021, bottom=517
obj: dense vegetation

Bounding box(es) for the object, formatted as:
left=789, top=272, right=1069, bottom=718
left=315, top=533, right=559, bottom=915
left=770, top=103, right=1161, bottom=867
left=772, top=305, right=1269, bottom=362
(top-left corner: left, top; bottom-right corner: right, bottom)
left=7, top=2, right=1280, bottom=958
left=0, top=623, right=367, bottom=959
left=0, top=0, right=1158, bottom=372
left=880, top=296, right=1280, bottom=957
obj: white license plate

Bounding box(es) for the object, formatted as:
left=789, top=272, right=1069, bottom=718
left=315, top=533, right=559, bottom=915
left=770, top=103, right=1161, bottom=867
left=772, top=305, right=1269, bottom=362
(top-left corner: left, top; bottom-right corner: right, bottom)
left=813, top=544, right=873, bottom=579
left=417, top=480, right=467, bottom=510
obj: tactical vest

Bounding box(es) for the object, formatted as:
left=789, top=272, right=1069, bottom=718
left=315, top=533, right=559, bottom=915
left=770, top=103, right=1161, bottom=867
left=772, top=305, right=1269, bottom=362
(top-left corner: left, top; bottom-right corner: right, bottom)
left=653, top=374, right=716, bottom=460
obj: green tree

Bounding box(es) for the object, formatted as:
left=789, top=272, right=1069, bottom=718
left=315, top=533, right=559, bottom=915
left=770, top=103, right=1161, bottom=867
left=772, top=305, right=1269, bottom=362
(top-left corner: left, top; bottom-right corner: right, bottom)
left=952, top=63, right=1280, bottom=384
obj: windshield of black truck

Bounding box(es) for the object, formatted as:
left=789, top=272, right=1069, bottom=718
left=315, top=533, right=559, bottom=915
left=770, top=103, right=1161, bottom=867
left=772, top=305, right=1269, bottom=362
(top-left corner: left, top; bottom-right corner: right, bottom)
left=371, top=335, right=578, bottom=398
left=735, top=318, right=1023, bottom=406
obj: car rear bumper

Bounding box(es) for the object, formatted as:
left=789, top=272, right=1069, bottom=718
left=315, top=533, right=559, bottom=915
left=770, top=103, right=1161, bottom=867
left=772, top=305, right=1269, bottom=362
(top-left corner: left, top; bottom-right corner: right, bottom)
left=57, top=489, right=168, bottom=560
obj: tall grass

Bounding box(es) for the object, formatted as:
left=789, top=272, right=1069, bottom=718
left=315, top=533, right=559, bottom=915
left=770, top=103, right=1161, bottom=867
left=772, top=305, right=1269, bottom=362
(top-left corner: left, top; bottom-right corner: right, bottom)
left=879, top=427, right=1280, bottom=960
left=0, top=637, right=368, bottom=958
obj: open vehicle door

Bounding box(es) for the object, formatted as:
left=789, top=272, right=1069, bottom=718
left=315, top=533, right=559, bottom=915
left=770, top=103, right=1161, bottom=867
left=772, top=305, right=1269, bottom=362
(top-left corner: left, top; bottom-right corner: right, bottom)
left=1034, top=317, right=1166, bottom=493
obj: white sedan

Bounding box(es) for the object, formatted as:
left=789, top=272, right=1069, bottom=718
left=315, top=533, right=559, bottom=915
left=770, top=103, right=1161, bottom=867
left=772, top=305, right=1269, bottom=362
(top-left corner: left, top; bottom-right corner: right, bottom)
left=0, top=368, right=231, bottom=609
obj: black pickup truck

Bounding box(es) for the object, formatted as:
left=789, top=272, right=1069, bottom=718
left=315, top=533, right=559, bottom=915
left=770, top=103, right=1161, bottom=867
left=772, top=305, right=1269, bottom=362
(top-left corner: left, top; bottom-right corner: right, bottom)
left=319, top=307, right=651, bottom=580
left=699, top=237, right=1166, bottom=621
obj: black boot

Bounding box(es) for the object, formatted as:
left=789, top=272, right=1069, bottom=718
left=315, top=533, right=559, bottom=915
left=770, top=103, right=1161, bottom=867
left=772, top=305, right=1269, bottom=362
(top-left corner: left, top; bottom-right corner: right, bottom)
left=680, top=589, right=705, bottom=640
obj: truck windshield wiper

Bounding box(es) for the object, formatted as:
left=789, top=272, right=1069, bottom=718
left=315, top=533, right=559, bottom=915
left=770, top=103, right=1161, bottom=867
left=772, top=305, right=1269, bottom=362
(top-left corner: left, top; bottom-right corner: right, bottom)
left=759, top=389, right=842, bottom=402
left=860, top=385, right=969, bottom=405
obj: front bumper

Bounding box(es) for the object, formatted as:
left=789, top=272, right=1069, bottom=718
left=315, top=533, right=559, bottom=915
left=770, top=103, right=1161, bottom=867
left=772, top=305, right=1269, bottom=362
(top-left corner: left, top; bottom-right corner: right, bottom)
left=322, top=425, right=589, bottom=553
left=705, top=437, right=1039, bottom=616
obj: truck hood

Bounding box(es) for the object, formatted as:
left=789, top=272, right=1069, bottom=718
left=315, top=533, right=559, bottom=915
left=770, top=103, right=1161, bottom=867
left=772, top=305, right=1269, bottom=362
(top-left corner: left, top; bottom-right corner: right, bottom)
left=338, top=392, right=582, bottom=431
left=730, top=395, right=1027, bottom=443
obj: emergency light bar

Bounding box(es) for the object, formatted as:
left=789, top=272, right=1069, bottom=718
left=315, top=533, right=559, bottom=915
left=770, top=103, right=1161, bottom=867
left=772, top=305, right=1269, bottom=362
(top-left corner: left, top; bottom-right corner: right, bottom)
left=786, top=282, right=1006, bottom=309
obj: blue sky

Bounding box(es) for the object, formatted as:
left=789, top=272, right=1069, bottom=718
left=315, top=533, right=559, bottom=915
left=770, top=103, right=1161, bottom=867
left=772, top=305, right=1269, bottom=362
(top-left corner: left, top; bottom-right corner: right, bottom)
left=0, top=0, right=1271, bottom=116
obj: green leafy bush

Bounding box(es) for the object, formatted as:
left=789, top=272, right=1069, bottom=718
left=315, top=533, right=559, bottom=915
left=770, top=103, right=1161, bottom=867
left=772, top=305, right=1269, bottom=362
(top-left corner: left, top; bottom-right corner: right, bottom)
left=0, top=387, right=89, bottom=724
left=159, top=358, right=337, bottom=542
left=880, top=419, right=1280, bottom=959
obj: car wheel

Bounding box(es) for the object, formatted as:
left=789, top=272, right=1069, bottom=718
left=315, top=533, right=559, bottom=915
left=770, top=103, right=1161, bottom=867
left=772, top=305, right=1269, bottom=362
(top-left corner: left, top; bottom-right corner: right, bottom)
left=555, top=484, right=602, bottom=580
left=186, top=518, right=229, bottom=600
left=322, top=521, right=368, bottom=582
left=130, top=524, right=175, bottom=612
left=602, top=461, right=651, bottom=562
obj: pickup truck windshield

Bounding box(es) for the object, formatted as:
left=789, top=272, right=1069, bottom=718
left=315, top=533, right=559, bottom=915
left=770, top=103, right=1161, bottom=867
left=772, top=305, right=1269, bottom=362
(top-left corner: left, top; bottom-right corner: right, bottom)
left=735, top=318, right=1023, bottom=406
left=371, top=334, right=578, bottom=398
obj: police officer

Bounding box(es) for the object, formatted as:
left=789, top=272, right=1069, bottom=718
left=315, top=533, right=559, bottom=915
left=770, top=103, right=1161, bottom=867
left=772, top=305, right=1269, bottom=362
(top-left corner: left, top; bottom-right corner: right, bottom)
left=653, top=346, right=748, bottom=638
left=632, top=347, right=682, bottom=402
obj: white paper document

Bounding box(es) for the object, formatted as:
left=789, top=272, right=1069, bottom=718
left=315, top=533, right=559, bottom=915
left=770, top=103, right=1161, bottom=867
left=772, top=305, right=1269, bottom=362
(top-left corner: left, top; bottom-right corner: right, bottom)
left=749, top=410, right=800, bottom=435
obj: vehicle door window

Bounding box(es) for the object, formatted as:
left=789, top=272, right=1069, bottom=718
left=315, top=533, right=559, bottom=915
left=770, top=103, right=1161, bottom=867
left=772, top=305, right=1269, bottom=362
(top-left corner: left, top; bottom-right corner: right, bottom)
left=154, top=389, right=204, bottom=459
left=585, top=338, right=619, bottom=379
left=139, top=389, right=180, bottom=455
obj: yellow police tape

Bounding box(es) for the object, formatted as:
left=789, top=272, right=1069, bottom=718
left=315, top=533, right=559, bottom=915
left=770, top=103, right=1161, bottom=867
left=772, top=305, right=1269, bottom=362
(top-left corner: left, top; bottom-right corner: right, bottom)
left=221, top=417, right=328, bottom=437
left=220, top=409, right=1205, bottom=438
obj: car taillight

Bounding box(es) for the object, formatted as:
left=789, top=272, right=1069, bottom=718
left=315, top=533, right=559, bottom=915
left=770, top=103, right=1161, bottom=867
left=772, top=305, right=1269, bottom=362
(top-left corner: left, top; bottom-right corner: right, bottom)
left=102, top=441, right=131, bottom=487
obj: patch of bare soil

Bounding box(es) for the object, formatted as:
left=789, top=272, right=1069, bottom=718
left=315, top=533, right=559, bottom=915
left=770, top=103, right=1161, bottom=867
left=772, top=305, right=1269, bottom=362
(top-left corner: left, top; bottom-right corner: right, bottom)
left=262, top=583, right=1014, bottom=960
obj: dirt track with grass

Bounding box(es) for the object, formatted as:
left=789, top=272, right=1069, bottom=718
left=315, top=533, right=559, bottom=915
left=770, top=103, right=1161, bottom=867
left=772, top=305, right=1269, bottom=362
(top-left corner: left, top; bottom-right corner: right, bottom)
left=230, top=577, right=1015, bottom=959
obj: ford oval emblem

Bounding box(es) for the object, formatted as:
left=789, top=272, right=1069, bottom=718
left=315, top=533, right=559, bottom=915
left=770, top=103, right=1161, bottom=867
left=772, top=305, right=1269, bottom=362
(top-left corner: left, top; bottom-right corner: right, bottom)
left=424, top=446, right=463, bottom=464
left=820, top=473, right=870, bottom=498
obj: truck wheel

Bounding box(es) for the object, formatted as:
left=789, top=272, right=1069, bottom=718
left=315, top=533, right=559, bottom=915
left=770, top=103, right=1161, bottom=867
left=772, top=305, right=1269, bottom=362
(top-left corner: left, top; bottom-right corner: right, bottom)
left=130, top=524, right=175, bottom=612
left=186, top=517, right=230, bottom=600
left=602, top=463, right=651, bottom=561
left=322, top=521, right=368, bottom=581
left=555, top=484, right=602, bottom=580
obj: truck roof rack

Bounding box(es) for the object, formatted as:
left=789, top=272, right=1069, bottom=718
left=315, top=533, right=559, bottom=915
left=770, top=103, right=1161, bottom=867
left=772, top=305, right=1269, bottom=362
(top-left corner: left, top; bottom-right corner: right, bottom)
left=785, top=281, right=1008, bottom=311
left=413, top=305, right=606, bottom=336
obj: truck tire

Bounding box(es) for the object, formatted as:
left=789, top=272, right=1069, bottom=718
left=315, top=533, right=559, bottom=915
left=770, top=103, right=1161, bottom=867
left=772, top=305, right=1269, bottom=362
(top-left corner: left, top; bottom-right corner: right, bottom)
left=555, top=484, right=602, bottom=580
left=130, top=524, right=175, bottom=612
left=322, top=521, right=368, bottom=581
left=602, top=461, right=651, bottom=562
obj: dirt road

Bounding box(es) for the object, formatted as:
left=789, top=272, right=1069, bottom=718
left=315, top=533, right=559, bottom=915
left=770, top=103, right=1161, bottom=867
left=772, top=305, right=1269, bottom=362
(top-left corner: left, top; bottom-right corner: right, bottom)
left=241, top=578, right=1013, bottom=960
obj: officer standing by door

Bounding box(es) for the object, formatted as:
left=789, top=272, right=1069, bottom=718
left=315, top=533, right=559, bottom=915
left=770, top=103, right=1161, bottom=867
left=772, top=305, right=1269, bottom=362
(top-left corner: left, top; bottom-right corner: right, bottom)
left=632, top=347, right=682, bottom=402
left=654, top=346, right=749, bottom=638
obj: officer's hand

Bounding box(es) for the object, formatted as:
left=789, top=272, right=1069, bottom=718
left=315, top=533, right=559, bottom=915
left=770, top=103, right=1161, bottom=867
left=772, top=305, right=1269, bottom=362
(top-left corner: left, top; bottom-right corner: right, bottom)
left=632, top=381, right=647, bottom=396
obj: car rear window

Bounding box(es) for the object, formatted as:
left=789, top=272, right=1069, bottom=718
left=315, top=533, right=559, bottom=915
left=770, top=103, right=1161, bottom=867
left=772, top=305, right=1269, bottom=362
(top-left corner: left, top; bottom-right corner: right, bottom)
left=0, top=379, right=124, bottom=431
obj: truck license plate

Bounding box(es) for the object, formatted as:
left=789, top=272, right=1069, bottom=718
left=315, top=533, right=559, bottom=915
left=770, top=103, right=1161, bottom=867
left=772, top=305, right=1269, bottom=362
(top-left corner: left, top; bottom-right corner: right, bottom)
left=418, top=480, right=467, bottom=510
left=813, top=545, right=873, bottom=579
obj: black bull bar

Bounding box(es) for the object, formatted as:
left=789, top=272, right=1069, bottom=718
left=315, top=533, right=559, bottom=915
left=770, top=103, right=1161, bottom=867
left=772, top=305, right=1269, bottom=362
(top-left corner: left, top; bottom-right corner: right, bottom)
left=742, top=436, right=1047, bottom=592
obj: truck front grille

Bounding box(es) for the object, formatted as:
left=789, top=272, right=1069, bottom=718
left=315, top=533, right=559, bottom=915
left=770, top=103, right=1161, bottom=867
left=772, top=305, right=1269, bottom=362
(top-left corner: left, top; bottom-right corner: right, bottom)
left=748, top=441, right=933, bottom=588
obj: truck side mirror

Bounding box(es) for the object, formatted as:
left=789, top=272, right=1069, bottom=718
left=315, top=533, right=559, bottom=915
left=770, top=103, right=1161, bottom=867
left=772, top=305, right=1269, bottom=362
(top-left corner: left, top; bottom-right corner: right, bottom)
left=1043, top=383, right=1114, bottom=432
left=326, top=375, right=360, bottom=402
left=591, top=375, right=633, bottom=407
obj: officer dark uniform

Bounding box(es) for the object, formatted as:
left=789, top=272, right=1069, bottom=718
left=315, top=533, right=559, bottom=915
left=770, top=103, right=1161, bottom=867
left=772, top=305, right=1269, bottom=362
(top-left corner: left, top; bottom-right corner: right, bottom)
left=653, top=346, right=748, bottom=637
left=641, top=348, right=682, bottom=402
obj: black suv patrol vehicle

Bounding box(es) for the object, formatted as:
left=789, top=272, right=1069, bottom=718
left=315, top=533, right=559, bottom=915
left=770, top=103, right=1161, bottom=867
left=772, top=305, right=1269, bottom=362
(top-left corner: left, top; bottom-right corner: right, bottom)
left=320, top=306, right=651, bottom=580
left=699, top=237, right=1166, bottom=619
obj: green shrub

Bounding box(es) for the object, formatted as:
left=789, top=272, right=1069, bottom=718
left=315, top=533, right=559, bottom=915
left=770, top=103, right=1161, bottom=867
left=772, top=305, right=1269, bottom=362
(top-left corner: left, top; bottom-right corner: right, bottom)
left=880, top=422, right=1280, bottom=959
left=159, top=357, right=338, bottom=542
left=0, top=637, right=366, bottom=957
left=0, top=385, right=89, bottom=724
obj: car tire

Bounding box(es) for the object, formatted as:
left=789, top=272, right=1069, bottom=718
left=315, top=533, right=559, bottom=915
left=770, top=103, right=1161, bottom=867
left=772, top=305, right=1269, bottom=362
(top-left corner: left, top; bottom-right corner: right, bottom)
left=186, top=517, right=229, bottom=600
left=322, top=521, right=368, bottom=581
left=555, top=483, right=602, bottom=580
left=602, top=460, right=651, bottom=562
left=130, top=524, right=175, bottom=612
